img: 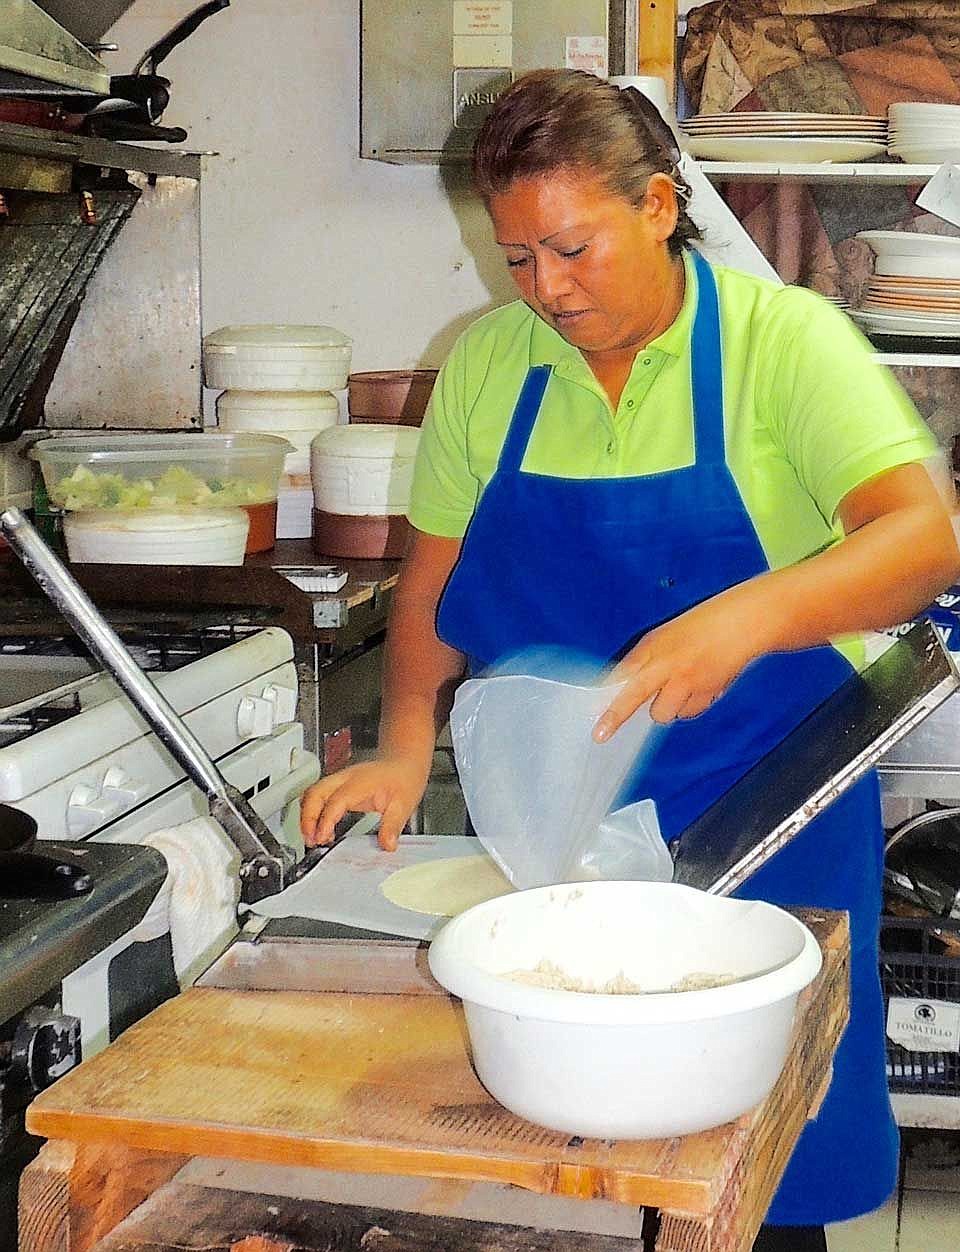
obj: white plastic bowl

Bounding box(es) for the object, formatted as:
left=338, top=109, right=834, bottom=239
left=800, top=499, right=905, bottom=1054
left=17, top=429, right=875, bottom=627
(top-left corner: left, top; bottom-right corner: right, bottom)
left=204, top=325, right=352, bottom=392
left=428, top=881, right=822, bottom=1140
left=311, top=423, right=420, bottom=516
left=216, top=390, right=341, bottom=433
left=63, top=509, right=250, bottom=566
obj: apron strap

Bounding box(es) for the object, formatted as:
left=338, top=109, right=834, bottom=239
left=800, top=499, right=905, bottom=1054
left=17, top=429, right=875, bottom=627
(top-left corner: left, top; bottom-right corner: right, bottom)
left=689, top=250, right=727, bottom=468
left=498, top=252, right=725, bottom=476
left=496, top=364, right=552, bottom=475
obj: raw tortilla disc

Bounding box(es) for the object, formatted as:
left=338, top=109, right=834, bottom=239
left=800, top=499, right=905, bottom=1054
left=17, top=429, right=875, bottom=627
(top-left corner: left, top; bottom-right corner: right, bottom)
left=380, top=854, right=513, bottom=917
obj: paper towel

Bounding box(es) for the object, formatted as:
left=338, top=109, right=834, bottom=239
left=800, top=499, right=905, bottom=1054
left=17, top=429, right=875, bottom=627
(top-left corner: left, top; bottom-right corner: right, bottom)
left=142, top=816, right=241, bottom=984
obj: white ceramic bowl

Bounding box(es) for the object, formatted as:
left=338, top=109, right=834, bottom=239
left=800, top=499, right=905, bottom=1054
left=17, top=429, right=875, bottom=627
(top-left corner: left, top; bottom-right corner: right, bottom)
left=428, top=881, right=822, bottom=1140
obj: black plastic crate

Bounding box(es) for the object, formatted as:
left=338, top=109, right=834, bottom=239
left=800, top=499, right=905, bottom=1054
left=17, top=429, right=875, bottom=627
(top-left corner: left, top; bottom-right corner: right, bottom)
left=880, top=915, right=960, bottom=1096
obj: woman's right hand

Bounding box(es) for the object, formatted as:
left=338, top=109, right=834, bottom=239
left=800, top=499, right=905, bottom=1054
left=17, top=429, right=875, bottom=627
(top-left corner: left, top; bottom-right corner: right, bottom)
left=299, top=754, right=429, bottom=852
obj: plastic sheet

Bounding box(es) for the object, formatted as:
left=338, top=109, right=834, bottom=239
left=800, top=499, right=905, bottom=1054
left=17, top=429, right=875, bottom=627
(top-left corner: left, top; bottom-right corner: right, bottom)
left=450, top=674, right=661, bottom=889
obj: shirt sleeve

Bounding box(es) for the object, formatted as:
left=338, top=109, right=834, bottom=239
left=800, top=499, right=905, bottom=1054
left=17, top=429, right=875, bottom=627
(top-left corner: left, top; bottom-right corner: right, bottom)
left=757, top=287, right=938, bottom=523
left=407, top=333, right=480, bottom=538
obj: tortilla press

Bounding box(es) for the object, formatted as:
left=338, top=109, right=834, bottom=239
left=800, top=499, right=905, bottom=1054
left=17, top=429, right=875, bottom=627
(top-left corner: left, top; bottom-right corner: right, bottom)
left=671, top=621, right=959, bottom=895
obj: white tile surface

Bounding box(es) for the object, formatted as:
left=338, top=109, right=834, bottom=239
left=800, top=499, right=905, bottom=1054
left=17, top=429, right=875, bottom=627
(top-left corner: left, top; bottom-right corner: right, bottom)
left=900, top=1188, right=960, bottom=1252
left=827, top=1197, right=898, bottom=1252
left=903, top=1133, right=960, bottom=1192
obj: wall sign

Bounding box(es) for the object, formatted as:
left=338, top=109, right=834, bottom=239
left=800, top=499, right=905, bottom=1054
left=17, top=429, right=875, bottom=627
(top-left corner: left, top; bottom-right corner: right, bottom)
left=565, top=35, right=607, bottom=77
left=453, top=1, right=513, bottom=37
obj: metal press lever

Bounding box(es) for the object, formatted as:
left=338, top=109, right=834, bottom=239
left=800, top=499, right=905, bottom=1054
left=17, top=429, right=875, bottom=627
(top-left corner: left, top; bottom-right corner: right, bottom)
left=0, top=508, right=296, bottom=904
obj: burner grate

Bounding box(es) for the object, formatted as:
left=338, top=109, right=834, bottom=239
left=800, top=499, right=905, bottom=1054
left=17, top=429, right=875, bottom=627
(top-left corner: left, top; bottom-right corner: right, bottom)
left=0, top=623, right=260, bottom=749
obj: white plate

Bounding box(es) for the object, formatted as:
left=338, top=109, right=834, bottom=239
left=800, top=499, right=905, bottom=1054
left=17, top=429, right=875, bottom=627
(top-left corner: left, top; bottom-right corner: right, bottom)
left=888, top=132, right=960, bottom=144
left=685, top=129, right=886, bottom=140
left=868, top=279, right=960, bottom=295
left=849, top=308, right=960, bottom=337
left=889, top=103, right=960, bottom=118
left=890, top=147, right=960, bottom=164
left=685, top=136, right=888, bottom=162
left=682, top=118, right=886, bottom=130
left=875, top=257, right=960, bottom=279
left=857, top=230, right=960, bottom=256
left=687, top=112, right=883, bottom=123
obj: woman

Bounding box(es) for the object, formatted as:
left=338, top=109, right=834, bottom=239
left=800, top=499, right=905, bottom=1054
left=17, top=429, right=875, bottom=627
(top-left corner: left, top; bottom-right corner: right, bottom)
left=302, top=70, right=959, bottom=1249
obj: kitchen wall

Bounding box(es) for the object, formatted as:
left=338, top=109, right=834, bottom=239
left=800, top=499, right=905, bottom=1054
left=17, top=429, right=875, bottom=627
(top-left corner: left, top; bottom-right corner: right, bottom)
left=107, top=0, right=517, bottom=373
left=1, top=0, right=520, bottom=506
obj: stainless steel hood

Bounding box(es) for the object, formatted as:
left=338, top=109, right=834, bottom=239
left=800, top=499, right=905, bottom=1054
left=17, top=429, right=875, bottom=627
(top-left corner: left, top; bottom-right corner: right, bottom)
left=0, top=1, right=110, bottom=95
left=35, top=4, right=139, bottom=45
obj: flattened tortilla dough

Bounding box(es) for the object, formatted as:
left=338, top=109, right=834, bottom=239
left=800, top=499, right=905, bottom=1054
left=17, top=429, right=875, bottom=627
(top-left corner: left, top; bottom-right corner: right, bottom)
left=380, top=854, right=513, bottom=917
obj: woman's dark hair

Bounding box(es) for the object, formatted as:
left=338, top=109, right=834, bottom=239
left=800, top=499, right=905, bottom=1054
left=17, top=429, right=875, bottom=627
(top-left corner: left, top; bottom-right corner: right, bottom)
left=472, top=69, right=700, bottom=255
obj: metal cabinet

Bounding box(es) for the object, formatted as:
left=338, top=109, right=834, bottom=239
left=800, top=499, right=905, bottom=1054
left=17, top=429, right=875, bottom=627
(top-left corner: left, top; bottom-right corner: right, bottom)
left=361, top=1, right=632, bottom=163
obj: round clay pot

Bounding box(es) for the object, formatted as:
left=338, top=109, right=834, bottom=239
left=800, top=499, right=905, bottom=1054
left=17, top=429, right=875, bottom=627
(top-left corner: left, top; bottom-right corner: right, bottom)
left=312, top=509, right=409, bottom=560
left=347, top=370, right=438, bottom=423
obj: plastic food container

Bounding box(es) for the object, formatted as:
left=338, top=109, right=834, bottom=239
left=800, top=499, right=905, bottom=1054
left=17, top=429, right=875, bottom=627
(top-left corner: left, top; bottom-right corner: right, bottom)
left=310, top=423, right=420, bottom=559
left=30, top=433, right=292, bottom=556
left=217, top=390, right=341, bottom=433
left=203, top=325, right=352, bottom=392
left=63, top=509, right=249, bottom=566
left=310, top=424, right=419, bottom=515
left=348, top=370, right=438, bottom=425
left=428, top=881, right=822, bottom=1140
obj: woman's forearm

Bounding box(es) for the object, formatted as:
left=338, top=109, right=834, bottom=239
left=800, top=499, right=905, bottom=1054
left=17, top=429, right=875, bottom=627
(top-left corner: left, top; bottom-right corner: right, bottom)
left=751, top=468, right=960, bottom=655
left=377, top=533, right=466, bottom=777
left=596, top=464, right=960, bottom=733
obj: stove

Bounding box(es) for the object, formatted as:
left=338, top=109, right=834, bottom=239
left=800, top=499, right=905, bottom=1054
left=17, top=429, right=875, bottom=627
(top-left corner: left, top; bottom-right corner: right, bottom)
left=0, top=623, right=320, bottom=1243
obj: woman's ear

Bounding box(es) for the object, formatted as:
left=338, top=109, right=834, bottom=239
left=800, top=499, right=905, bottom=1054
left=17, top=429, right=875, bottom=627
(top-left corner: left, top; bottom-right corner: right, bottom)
left=642, top=172, right=680, bottom=244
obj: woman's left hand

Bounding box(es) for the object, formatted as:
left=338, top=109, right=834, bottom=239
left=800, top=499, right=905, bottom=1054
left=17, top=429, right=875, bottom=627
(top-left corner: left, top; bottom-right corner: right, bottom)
left=593, top=586, right=775, bottom=739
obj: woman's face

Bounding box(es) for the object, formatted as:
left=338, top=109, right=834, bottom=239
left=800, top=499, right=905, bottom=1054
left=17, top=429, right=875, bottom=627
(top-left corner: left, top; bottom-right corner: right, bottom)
left=488, top=169, right=682, bottom=358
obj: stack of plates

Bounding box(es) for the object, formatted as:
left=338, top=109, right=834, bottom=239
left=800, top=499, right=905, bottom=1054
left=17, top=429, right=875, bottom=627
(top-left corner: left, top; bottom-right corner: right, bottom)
left=888, top=103, right=960, bottom=165
left=680, top=112, right=887, bottom=163
left=853, top=230, right=960, bottom=337
left=822, top=294, right=852, bottom=311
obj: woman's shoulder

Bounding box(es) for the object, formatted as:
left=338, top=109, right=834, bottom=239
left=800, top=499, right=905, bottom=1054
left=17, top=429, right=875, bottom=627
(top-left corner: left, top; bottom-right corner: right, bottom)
left=712, top=262, right=849, bottom=336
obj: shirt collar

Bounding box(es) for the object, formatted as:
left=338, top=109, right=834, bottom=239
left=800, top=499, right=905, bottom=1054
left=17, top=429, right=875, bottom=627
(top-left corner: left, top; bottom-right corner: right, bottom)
left=527, top=247, right=699, bottom=370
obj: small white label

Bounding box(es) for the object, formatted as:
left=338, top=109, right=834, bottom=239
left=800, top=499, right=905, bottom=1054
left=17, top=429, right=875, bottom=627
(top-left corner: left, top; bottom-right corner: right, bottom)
left=453, top=34, right=512, bottom=68
left=454, top=1, right=512, bottom=37
left=886, top=996, right=960, bottom=1053
left=565, top=35, right=608, bottom=77
left=916, top=163, right=960, bottom=230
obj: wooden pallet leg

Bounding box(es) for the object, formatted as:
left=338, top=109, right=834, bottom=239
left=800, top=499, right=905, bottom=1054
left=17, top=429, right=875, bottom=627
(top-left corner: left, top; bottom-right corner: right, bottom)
left=18, top=1139, right=189, bottom=1252
left=656, top=1211, right=758, bottom=1252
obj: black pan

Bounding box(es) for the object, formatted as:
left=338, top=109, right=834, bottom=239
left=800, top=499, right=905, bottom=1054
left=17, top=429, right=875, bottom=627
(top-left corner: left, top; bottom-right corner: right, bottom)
left=0, top=804, right=92, bottom=900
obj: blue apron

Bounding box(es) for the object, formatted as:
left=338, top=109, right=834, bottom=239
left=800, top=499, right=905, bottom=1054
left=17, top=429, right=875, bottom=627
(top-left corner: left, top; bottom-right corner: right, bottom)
left=436, top=251, right=898, bottom=1226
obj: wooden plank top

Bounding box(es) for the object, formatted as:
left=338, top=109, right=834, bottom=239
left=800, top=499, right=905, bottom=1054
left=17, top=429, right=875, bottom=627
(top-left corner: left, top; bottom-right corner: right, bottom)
left=27, top=911, right=849, bottom=1222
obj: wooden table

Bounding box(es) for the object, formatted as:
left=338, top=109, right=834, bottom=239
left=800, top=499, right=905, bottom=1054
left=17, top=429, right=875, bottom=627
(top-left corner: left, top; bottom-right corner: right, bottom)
left=19, top=911, right=849, bottom=1252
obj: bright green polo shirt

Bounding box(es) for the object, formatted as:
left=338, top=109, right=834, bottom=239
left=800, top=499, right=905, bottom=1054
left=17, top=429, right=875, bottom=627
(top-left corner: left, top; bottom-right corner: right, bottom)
left=411, top=251, right=936, bottom=560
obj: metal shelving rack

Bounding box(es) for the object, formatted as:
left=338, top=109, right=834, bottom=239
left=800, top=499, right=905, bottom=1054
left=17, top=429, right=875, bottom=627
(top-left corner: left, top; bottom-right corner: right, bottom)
left=698, top=161, right=960, bottom=368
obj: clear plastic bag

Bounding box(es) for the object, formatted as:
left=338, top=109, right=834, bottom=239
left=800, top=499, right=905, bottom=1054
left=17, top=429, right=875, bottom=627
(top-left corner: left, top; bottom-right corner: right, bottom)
left=450, top=674, right=661, bottom=889
left=574, top=799, right=674, bottom=883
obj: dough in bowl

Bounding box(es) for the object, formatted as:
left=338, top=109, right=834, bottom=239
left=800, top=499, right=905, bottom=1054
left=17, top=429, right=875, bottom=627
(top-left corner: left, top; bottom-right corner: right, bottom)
left=381, top=854, right=513, bottom=917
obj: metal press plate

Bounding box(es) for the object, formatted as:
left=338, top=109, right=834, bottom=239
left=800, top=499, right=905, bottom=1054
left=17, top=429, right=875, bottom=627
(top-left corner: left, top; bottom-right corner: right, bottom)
left=672, top=622, right=959, bottom=896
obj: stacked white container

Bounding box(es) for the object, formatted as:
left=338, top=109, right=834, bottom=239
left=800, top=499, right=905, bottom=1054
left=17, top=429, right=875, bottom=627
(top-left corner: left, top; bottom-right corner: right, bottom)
left=204, top=325, right=351, bottom=538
